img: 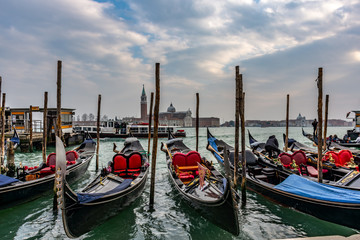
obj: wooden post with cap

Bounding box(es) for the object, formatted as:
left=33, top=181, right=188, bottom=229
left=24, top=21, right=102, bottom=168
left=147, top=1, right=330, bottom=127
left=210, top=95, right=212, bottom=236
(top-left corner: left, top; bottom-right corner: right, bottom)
left=96, top=94, right=101, bottom=172
left=240, top=74, right=247, bottom=205
left=149, top=63, right=161, bottom=209
left=56, top=60, right=62, bottom=139
left=234, top=66, right=240, bottom=187
left=0, top=93, right=5, bottom=165
left=196, top=93, right=199, bottom=152
left=323, top=94, right=329, bottom=151
left=317, top=67, right=323, bottom=183
left=29, top=105, right=33, bottom=152
left=147, top=92, right=154, bottom=156
left=42, top=92, right=48, bottom=163
left=285, top=94, right=289, bottom=152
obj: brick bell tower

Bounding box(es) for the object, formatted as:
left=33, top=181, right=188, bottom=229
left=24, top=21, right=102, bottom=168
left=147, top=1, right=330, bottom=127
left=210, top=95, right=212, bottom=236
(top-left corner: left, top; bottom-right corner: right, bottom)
left=141, top=84, right=147, bottom=121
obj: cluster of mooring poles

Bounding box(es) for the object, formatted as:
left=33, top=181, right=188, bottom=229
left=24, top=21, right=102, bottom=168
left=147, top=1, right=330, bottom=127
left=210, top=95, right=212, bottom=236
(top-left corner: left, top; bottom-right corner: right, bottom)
left=283, top=67, right=329, bottom=183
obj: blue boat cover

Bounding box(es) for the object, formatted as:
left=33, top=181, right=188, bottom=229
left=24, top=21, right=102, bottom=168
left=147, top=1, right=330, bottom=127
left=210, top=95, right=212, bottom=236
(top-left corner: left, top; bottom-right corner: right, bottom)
left=208, top=137, right=224, bottom=164
left=0, top=174, right=19, bottom=187
left=77, top=178, right=132, bottom=204
left=274, top=174, right=360, bottom=204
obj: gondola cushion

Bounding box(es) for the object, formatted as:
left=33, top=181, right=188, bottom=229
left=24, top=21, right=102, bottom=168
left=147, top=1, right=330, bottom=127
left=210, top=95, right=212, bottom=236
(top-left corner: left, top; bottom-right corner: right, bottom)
left=323, top=151, right=339, bottom=165
left=39, top=167, right=54, bottom=177
left=279, top=153, right=292, bottom=167
left=113, top=154, right=127, bottom=174
left=186, top=151, right=201, bottom=166
left=172, top=153, right=187, bottom=167
left=66, top=151, right=79, bottom=162
left=292, top=151, right=307, bottom=165
left=306, top=166, right=318, bottom=177
left=46, top=153, right=56, bottom=166
left=338, top=150, right=353, bottom=166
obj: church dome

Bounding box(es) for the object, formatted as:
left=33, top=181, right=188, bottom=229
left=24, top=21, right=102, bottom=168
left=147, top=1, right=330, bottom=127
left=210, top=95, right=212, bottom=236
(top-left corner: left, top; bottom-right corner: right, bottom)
left=167, top=103, right=176, bottom=113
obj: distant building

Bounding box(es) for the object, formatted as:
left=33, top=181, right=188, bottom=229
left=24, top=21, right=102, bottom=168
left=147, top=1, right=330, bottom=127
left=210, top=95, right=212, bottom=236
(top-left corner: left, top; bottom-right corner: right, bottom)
left=193, top=117, right=220, bottom=127
left=140, top=85, right=147, bottom=121
left=295, top=113, right=306, bottom=127
left=159, top=103, right=193, bottom=127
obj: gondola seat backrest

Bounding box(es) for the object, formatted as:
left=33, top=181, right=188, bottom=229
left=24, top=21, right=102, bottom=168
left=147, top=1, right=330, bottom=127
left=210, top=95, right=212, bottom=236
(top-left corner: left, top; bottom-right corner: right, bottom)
left=39, top=153, right=56, bottom=177
left=338, top=150, right=353, bottom=166
left=186, top=151, right=201, bottom=166
left=172, top=152, right=187, bottom=167
left=323, top=151, right=340, bottom=166
left=113, top=154, right=127, bottom=176
left=172, top=151, right=201, bottom=175
left=279, top=153, right=292, bottom=168
left=127, top=152, right=142, bottom=177
left=292, top=151, right=307, bottom=165
left=112, top=152, right=143, bottom=178
left=66, top=151, right=79, bottom=165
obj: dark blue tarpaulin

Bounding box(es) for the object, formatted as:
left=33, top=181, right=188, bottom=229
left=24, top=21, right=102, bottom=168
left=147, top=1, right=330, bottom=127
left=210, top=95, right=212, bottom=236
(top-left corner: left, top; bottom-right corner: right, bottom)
left=0, top=174, right=19, bottom=187
left=274, top=174, right=360, bottom=204
left=77, top=178, right=132, bottom=204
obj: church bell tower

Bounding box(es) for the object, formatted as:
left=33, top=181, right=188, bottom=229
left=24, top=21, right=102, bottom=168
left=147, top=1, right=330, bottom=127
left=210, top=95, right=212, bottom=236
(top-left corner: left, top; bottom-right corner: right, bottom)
left=141, top=85, right=147, bottom=121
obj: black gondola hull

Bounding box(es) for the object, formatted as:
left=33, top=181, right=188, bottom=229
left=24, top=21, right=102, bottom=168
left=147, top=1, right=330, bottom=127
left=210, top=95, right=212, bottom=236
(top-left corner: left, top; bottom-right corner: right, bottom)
left=245, top=175, right=360, bottom=230
left=62, top=171, right=148, bottom=238
left=166, top=166, right=239, bottom=235
left=0, top=156, right=93, bottom=209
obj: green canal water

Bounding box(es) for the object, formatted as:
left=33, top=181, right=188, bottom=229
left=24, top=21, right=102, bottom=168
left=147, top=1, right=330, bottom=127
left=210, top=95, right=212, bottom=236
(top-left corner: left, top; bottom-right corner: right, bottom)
left=0, top=127, right=358, bottom=239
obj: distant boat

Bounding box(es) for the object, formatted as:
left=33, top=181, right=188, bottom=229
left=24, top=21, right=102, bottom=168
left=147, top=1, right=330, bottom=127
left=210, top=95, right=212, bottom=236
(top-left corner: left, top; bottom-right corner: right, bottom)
left=73, top=120, right=186, bottom=138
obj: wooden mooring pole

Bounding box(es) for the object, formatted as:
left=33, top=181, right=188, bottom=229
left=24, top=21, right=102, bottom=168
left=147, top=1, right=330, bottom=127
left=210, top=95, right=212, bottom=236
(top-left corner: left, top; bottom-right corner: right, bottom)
left=317, top=68, right=323, bottom=183
left=56, top=60, right=62, bottom=139
left=42, top=92, right=48, bottom=163
left=240, top=74, right=246, bottom=205
left=149, top=63, right=160, bottom=209
left=29, top=105, right=33, bottom=152
left=285, top=94, right=290, bottom=152
left=147, top=92, right=154, bottom=156
left=234, top=66, right=240, bottom=187
left=323, top=94, right=329, bottom=151
left=96, top=94, right=101, bottom=172
left=196, top=93, right=199, bottom=152
left=0, top=93, right=5, bottom=165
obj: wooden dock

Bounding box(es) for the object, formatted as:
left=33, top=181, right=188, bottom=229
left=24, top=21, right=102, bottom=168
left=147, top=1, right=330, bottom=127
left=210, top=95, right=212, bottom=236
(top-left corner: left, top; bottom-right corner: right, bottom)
left=5, top=132, right=84, bottom=152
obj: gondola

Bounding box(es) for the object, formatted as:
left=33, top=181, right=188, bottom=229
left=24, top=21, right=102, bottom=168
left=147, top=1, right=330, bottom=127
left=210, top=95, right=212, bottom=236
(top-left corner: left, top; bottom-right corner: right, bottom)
left=58, top=137, right=149, bottom=238
left=207, top=129, right=360, bottom=230
left=302, top=128, right=360, bottom=148
left=160, top=131, right=239, bottom=236
left=249, top=131, right=360, bottom=190
left=0, top=134, right=95, bottom=209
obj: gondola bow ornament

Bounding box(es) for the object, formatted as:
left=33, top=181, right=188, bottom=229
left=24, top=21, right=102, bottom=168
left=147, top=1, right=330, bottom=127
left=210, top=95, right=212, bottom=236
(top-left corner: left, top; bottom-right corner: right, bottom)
left=55, top=136, right=67, bottom=210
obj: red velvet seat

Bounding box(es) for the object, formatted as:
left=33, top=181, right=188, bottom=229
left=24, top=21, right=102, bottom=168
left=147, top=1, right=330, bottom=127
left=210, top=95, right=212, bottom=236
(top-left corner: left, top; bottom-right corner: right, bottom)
left=338, top=150, right=353, bottom=166
left=172, top=152, right=187, bottom=167
left=40, top=153, right=56, bottom=177
left=279, top=153, right=292, bottom=168
left=127, top=153, right=142, bottom=177
left=112, top=152, right=143, bottom=178
left=292, top=151, right=307, bottom=165
left=186, top=151, right=201, bottom=166
left=113, top=154, right=127, bottom=176
left=66, top=151, right=79, bottom=162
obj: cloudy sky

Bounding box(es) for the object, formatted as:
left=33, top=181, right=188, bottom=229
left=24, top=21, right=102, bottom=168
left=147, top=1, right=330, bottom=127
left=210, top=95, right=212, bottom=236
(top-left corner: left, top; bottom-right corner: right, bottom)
left=1, top=0, right=360, bottom=122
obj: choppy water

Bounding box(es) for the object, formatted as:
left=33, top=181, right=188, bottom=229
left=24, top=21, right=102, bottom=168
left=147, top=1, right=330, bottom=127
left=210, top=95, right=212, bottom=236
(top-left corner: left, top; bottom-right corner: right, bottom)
left=0, top=127, right=358, bottom=239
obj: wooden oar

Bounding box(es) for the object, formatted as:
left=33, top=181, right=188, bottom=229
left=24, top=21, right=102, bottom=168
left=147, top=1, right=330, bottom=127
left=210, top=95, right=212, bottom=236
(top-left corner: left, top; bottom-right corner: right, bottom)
left=162, top=143, right=173, bottom=160
left=207, top=145, right=224, bottom=160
